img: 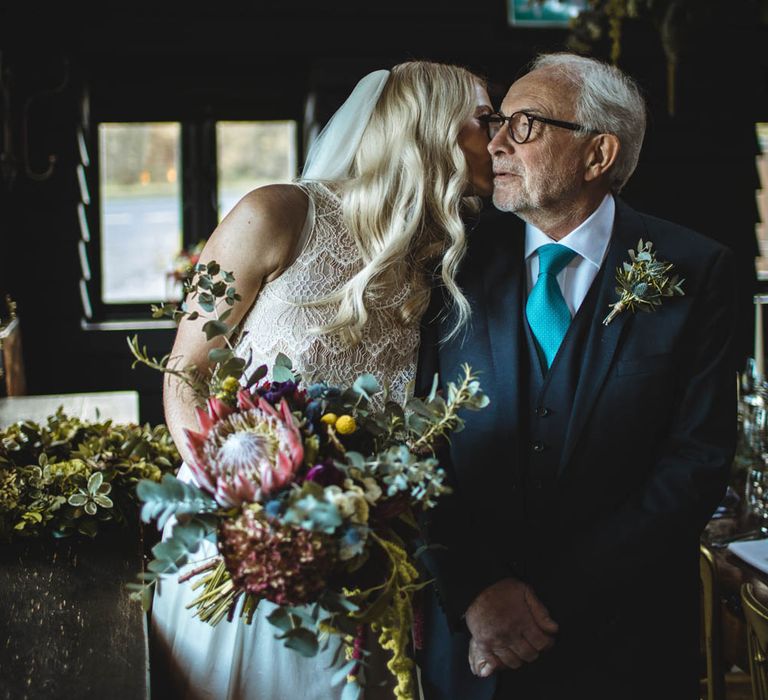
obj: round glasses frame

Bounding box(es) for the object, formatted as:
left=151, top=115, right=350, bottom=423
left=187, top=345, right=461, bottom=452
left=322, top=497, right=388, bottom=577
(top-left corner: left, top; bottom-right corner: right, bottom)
left=480, top=111, right=600, bottom=144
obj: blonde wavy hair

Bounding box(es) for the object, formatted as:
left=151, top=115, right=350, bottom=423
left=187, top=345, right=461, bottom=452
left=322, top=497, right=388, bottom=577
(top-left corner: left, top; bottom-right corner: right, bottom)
left=311, top=61, right=483, bottom=346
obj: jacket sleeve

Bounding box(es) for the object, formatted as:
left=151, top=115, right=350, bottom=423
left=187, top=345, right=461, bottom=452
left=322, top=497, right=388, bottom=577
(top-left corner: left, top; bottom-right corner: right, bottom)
left=415, top=288, right=513, bottom=630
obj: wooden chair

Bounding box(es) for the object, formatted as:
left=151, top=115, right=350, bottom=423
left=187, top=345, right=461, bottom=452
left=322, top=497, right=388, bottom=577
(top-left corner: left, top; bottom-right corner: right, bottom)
left=0, top=316, right=26, bottom=396
left=741, top=581, right=768, bottom=700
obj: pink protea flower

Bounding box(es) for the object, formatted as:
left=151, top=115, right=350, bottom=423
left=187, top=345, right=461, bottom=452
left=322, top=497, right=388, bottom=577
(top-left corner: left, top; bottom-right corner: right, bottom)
left=218, top=505, right=336, bottom=605
left=184, top=393, right=304, bottom=506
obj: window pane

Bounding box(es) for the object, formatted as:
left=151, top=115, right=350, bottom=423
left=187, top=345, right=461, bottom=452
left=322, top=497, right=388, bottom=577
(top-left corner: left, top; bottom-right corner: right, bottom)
left=99, top=122, right=182, bottom=303
left=217, top=121, right=297, bottom=221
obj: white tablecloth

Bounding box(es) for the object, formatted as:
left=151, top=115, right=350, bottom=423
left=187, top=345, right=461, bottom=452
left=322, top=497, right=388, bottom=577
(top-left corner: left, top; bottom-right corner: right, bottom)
left=0, top=391, right=140, bottom=428
left=729, top=538, right=768, bottom=575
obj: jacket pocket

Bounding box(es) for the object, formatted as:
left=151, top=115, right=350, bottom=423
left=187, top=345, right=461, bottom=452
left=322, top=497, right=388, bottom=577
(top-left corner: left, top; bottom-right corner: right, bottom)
left=615, top=352, right=673, bottom=377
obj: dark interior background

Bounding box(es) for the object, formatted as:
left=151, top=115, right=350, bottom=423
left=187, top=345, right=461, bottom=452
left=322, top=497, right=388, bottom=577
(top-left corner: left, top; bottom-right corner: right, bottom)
left=1, top=1, right=767, bottom=425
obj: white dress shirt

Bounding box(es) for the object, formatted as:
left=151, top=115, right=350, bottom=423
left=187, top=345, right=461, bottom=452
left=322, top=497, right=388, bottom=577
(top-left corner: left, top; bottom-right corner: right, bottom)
left=525, top=194, right=616, bottom=317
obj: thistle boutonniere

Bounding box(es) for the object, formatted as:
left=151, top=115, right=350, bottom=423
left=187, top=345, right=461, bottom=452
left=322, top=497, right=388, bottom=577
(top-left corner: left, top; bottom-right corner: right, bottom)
left=602, top=239, right=685, bottom=326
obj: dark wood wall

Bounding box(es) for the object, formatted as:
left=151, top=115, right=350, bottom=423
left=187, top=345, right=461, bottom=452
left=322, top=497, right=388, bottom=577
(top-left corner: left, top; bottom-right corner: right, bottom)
left=1, top=2, right=766, bottom=425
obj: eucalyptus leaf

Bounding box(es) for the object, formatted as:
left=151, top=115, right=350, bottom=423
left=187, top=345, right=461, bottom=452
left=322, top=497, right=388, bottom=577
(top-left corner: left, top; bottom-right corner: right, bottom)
left=352, top=374, right=380, bottom=398
left=340, top=679, right=362, bottom=700
left=136, top=474, right=218, bottom=529
left=202, top=320, right=230, bottom=341
left=273, top=365, right=294, bottom=382
left=278, top=628, right=319, bottom=657
left=331, top=659, right=360, bottom=687
left=209, top=347, right=233, bottom=364
left=266, top=606, right=293, bottom=632
left=274, top=353, right=293, bottom=369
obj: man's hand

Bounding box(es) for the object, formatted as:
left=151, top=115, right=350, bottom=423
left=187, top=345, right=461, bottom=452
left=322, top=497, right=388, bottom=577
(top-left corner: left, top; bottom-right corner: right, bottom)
left=465, top=577, right=559, bottom=677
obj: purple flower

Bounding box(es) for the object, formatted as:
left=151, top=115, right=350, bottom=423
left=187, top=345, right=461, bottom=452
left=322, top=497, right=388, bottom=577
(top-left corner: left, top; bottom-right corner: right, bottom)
left=260, top=380, right=298, bottom=405
left=305, top=460, right=345, bottom=487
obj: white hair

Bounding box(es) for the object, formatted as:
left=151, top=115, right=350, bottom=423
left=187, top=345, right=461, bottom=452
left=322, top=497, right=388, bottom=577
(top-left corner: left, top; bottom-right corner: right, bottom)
left=531, top=53, right=646, bottom=192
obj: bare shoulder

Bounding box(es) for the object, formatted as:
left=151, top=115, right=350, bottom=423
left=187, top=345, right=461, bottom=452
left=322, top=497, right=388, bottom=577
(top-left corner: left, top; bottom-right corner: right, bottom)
left=207, top=184, right=309, bottom=281
left=237, top=184, right=309, bottom=233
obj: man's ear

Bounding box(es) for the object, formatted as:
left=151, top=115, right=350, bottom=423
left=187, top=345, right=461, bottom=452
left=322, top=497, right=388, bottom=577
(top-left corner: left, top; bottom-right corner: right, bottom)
left=583, top=134, right=620, bottom=182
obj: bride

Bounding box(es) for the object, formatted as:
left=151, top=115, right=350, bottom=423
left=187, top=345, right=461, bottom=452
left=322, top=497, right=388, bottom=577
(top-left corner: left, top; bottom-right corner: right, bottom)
left=150, top=60, right=493, bottom=699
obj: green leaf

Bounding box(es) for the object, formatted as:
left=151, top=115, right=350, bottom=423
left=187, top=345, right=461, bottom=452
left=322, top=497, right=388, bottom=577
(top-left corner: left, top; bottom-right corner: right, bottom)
left=87, top=471, right=104, bottom=492
left=94, top=494, right=114, bottom=509
left=222, top=271, right=235, bottom=283
left=136, top=475, right=218, bottom=529
left=341, top=680, right=362, bottom=700
left=279, top=628, right=319, bottom=658
left=344, top=452, right=365, bottom=469
left=68, top=494, right=87, bottom=507
left=352, top=374, right=380, bottom=398
left=247, top=364, right=268, bottom=387
left=202, top=320, right=230, bottom=341
left=219, top=357, right=246, bottom=377
left=147, top=520, right=213, bottom=573
left=197, top=275, right=213, bottom=290
left=274, top=353, right=293, bottom=369
left=273, top=365, right=294, bottom=382
left=219, top=308, right=233, bottom=323
left=331, top=659, right=359, bottom=687
left=209, top=347, right=233, bottom=364
left=266, top=606, right=294, bottom=632
left=206, top=261, right=221, bottom=276
left=319, top=590, right=360, bottom=614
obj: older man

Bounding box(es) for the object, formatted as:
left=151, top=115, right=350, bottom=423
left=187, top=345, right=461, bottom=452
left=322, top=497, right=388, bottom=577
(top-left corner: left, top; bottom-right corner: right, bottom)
left=418, top=53, right=736, bottom=700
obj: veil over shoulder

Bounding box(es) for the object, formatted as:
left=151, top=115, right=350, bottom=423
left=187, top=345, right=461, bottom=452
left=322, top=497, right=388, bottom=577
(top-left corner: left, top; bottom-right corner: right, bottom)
left=300, top=69, right=390, bottom=182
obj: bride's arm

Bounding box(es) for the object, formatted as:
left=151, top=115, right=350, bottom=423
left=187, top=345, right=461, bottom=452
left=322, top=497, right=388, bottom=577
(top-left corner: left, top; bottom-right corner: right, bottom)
left=162, top=184, right=309, bottom=465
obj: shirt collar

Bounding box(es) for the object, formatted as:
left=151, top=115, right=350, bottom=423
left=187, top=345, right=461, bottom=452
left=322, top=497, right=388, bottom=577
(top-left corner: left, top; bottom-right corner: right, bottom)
left=524, top=194, right=615, bottom=269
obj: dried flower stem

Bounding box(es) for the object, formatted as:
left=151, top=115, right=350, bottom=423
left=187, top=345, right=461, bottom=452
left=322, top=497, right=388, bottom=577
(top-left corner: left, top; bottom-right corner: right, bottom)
left=411, top=364, right=477, bottom=451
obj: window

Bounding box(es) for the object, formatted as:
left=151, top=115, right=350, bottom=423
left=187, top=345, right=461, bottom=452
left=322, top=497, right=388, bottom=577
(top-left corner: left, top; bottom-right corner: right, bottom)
left=217, top=121, right=297, bottom=221
left=99, top=123, right=182, bottom=304
left=80, top=116, right=298, bottom=322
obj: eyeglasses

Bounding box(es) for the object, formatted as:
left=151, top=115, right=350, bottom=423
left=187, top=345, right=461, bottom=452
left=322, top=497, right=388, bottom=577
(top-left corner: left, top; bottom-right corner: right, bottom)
left=480, top=111, right=599, bottom=144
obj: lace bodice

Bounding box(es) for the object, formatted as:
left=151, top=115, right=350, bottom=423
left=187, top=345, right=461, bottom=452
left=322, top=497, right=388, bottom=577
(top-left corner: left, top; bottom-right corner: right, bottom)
left=232, top=181, right=420, bottom=404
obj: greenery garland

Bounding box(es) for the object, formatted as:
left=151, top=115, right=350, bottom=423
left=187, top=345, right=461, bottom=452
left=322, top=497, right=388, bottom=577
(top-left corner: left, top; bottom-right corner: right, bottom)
left=0, top=407, right=180, bottom=541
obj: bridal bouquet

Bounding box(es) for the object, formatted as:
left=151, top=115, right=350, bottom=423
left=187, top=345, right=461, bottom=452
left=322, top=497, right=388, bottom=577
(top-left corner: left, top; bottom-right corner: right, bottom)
left=128, top=262, right=488, bottom=700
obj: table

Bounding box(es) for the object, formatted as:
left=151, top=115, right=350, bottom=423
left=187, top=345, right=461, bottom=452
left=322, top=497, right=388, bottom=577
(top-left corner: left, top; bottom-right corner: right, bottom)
left=0, top=389, right=149, bottom=700
left=0, top=390, right=140, bottom=428
left=703, top=517, right=768, bottom=673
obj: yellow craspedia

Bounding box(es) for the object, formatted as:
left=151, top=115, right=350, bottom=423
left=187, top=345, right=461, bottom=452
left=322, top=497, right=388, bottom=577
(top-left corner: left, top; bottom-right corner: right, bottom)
left=335, top=415, right=357, bottom=434
left=320, top=413, right=338, bottom=426
left=221, top=376, right=240, bottom=393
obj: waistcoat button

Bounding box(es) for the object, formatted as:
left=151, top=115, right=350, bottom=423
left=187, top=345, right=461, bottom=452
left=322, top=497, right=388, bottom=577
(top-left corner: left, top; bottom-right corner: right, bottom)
left=532, top=441, right=545, bottom=452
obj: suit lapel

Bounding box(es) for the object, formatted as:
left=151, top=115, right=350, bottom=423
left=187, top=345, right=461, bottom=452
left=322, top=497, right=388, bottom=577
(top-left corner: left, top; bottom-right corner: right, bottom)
left=559, top=200, right=646, bottom=474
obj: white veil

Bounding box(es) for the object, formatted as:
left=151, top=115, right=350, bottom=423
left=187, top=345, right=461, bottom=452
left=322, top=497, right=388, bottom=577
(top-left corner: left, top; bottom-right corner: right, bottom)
left=299, top=69, right=391, bottom=182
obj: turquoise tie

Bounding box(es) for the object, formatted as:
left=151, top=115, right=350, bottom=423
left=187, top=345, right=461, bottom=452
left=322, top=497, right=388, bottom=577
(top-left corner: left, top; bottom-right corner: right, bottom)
left=526, top=244, right=577, bottom=369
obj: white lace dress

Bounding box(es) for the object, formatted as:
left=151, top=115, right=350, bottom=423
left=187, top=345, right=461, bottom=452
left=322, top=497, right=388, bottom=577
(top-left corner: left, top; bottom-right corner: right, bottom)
left=150, top=181, right=420, bottom=700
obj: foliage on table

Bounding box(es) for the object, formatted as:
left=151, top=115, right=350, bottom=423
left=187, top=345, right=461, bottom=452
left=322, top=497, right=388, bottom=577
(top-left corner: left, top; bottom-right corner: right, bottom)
left=0, top=408, right=181, bottom=541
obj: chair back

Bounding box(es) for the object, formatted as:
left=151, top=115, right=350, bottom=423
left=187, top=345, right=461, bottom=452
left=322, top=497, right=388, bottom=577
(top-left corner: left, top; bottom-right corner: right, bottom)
left=700, top=543, right=726, bottom=700
left=741, top=581, right=768, bottom=700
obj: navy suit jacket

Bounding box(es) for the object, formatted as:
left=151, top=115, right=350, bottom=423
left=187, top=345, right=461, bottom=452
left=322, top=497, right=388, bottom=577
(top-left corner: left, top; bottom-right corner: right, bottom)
left=417, top=199, right=737, bottom=700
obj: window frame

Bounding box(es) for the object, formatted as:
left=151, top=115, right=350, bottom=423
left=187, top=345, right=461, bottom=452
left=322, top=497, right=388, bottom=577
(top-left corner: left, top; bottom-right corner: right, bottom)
left=79, top=112, right=299, bottom=324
